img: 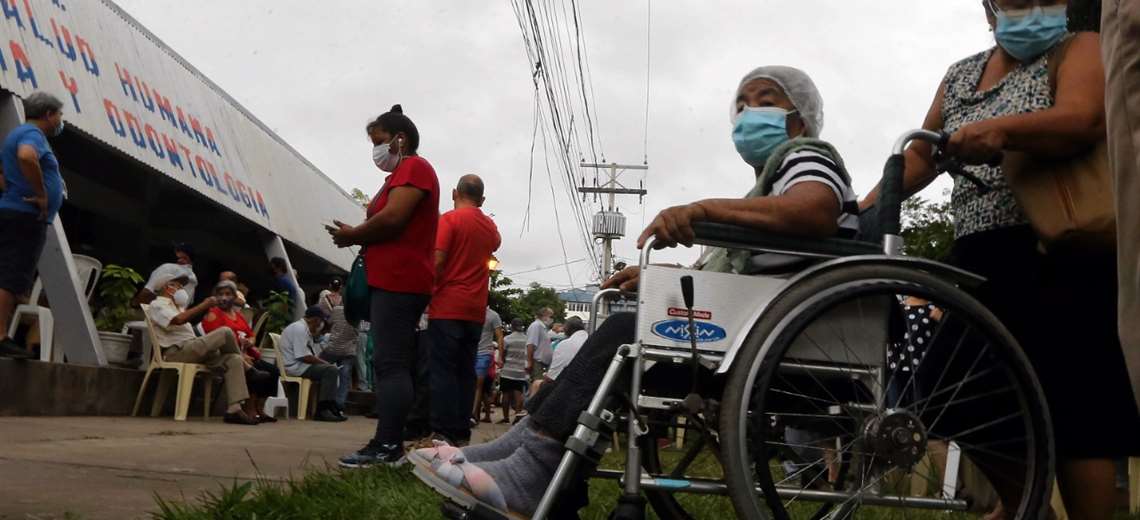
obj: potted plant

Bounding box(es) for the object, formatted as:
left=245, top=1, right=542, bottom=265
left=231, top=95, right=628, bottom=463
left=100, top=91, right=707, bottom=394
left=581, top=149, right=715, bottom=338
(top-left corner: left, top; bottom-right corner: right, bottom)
left=259, top=290, right=294, bottom=335
left=93, top=264, right=144, bottom=364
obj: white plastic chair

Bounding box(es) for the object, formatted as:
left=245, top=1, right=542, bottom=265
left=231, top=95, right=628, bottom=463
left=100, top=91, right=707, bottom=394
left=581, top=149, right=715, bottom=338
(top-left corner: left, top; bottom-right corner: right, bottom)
left=8, top=254, right=102, bottom=362
left=131, top=304, right=215, bottom=421
left=268, top=332, right=314, bottom=420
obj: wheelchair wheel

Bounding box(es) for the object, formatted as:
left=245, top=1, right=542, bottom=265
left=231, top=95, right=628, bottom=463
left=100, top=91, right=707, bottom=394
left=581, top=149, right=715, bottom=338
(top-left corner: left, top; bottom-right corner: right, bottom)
left=720, top=264, right=1053, bottom=520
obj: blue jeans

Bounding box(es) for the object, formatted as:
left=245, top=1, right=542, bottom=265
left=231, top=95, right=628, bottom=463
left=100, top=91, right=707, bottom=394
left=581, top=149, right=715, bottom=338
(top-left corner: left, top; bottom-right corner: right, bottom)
left=320, top=350, right=355, bottom=407
left=428, top=318, right=482, bottom=441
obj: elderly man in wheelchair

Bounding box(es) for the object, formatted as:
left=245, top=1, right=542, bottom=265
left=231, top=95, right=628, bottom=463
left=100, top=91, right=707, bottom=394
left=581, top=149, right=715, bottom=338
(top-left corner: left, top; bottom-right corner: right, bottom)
left=412, top=65, right=1054, bottom=520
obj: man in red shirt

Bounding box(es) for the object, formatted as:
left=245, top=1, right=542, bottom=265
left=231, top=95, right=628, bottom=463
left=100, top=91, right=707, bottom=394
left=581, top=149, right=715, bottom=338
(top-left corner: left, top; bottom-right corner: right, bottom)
left=426, top=174, right=501, bottom=445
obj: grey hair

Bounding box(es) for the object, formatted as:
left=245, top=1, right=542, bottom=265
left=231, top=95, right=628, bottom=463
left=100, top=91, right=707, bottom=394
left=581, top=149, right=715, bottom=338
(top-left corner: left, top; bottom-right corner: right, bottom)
left=22, top=92, right=63, bottom=120
left=536, top=307, right=554, bottom=317
left=214, top=280, right=238, bottom=293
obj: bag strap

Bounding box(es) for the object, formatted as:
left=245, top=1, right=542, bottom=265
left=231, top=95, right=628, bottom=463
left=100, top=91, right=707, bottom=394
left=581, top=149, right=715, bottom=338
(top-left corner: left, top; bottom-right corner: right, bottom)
left=1046, top=34, right=1077, bottom=98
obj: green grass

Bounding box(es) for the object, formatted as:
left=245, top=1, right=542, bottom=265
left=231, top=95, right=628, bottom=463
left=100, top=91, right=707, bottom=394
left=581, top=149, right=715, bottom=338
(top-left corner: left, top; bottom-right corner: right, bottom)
left=150, top=456, right=1140, bottom=519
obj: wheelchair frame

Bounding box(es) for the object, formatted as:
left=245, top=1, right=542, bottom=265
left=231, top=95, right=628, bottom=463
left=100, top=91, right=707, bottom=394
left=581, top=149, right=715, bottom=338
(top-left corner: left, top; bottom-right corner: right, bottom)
left=522, top=129, right=1051, bottom=520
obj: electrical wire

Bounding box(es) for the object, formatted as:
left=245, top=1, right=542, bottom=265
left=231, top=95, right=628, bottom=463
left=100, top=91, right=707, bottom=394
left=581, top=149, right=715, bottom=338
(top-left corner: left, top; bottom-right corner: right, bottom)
left=642, top=0, right=651, bottom=165
left=505, top=257, right=587, bottom=277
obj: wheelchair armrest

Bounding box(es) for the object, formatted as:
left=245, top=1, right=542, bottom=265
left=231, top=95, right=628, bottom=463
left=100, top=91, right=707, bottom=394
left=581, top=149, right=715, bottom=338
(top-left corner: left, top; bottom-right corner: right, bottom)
left=690, top=221, right=881, bottom=258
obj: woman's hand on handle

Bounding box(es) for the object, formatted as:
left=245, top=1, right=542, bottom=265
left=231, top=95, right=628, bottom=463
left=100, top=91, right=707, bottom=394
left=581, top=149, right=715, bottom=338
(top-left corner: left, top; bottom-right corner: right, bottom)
left=946, top=120, right=1007, bottom=166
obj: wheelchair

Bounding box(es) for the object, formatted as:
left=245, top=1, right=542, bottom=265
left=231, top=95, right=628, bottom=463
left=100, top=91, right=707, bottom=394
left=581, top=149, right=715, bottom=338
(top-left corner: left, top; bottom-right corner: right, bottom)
left=447, top=130, right=1055, bottom=520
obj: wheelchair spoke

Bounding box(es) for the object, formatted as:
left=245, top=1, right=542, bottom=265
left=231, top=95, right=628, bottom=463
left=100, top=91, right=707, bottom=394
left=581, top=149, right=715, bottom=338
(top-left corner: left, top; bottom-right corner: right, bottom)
left=770, top=371, right=860, bottom=440
left=935, top=410, right=1025, bottom=445
left=764, top=411, right=855, bottom=421
left=912, top=384, right=1015, bottom=414
left=918, top=341, right=991, bottom=424
left=770, top=387, right=841, bottom=407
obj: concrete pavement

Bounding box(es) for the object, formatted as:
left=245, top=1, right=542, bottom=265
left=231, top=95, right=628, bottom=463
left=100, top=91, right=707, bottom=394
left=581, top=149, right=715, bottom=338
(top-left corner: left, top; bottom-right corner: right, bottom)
left=0, top=416, right=511, bottom=519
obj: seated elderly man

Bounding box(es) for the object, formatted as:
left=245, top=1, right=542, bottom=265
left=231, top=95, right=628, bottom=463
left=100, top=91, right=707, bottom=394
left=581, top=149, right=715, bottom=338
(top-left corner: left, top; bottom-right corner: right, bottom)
left=145, top=273, right=258, bottom=425
left=409, top=65, right=857, bottom=517
left=279, top=305, right=347, bottom=422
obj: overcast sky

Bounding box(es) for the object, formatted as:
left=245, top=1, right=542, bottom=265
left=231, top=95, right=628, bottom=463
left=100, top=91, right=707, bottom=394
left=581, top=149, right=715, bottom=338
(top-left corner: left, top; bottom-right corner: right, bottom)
left=113, top=0, right=993, bottom=290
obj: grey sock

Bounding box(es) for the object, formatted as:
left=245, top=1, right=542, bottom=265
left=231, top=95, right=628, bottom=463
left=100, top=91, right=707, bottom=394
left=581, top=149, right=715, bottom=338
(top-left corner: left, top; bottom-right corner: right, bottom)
left=472, top=426, right=564, bottom=516
left=461, top=416, right=531, bottom=463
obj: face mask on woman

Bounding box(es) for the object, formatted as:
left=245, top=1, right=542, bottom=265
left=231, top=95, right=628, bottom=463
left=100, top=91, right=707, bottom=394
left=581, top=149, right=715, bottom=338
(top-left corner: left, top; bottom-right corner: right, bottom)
left=993, top=4, right=1068, bottom=61
left=372, top=138, right=401, bottom=172
left=732, top=107, right=796, bottom=168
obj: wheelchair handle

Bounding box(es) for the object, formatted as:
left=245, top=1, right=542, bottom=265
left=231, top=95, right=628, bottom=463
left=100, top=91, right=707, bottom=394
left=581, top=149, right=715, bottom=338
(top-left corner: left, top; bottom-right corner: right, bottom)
left=588, top=287, right=633, bottom=334
left=878, top=129, right=947, bottom=255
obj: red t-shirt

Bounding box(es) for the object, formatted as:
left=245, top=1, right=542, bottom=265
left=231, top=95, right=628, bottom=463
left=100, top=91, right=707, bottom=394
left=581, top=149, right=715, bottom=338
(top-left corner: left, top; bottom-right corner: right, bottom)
left=365, top=155, right=440, bottom=295
left=201, top=307, right=260, bottom=359
left=430, top=207, right=501, bottom=322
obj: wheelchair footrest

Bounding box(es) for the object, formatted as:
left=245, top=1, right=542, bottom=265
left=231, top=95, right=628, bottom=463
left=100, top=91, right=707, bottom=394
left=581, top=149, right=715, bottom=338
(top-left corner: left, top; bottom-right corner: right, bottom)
left=564, top=410, right=617, bottom=465
left=440, top=500, right=510, bottom=520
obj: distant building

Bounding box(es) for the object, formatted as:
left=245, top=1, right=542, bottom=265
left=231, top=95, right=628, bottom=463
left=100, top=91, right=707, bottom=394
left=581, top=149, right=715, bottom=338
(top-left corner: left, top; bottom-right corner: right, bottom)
left=558, top=285, right=636, bottom=327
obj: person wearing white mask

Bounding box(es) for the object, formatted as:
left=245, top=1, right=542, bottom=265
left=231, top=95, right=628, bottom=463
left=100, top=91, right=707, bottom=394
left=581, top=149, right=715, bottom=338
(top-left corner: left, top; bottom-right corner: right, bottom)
left=136, top=243, right=198, bottom=308
left=328, top=104, right=441, bottom=467
left=145, top=274, right=257, bottom=425
left=409, top=65, right=861, bottom=518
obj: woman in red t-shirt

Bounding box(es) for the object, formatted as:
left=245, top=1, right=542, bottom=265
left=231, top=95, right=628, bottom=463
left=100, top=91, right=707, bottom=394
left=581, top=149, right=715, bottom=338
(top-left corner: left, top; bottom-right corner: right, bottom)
left=329, top=104, right=439, bottom=467
left=201, top=281, right=279, bottom=423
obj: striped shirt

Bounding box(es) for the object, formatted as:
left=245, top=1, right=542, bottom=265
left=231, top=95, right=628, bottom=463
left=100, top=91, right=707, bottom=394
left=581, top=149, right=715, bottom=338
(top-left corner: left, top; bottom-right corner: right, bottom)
left=744, top=149, right=860, bottom=273
left=769, top=150, right=859, bottom=238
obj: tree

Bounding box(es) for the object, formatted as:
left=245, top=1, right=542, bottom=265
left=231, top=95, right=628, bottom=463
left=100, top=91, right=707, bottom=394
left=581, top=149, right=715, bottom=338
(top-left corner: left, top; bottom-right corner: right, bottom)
left=900, top=194, right=955, bottom=261
left=488, top=270, right=523, bottom=323
left=511, top=282, right=566, bottom=323
left=349, top=188, right=371, bottom=208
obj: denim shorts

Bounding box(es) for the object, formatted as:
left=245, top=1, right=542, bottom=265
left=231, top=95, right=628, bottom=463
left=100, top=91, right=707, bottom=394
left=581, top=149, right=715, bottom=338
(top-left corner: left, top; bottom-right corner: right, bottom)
left=474, top=352, right=493, bottom=378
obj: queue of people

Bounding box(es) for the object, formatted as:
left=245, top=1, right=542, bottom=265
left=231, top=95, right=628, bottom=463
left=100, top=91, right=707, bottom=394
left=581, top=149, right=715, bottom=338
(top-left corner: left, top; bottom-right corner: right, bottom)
left=2, top=1, right=1139, bottom=518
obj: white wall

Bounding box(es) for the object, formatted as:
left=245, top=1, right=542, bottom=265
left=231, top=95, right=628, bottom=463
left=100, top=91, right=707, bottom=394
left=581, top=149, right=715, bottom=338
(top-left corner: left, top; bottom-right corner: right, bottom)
left=0, top=0, right=360, bottom=269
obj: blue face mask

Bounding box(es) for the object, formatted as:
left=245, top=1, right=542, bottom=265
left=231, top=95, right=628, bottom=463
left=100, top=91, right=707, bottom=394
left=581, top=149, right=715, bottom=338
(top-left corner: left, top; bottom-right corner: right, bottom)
left=993, top=5, right=1067, bottom=62
left=732, top=107, right=794, bottom=168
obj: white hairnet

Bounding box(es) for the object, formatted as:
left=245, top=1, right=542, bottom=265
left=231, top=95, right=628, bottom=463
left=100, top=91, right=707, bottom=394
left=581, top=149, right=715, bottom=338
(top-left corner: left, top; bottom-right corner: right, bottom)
left=730, top=65, right=824, bottom=138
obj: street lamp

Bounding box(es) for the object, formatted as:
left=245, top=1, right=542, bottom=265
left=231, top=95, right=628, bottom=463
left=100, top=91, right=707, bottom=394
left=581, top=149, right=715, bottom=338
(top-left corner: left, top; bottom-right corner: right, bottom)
left=488, top=255, right=500, bottom=271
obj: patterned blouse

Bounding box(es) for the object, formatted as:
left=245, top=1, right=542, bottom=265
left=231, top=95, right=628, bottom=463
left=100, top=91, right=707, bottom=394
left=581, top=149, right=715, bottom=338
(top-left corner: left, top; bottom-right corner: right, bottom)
left=940, top=41, right=1062, bottom=238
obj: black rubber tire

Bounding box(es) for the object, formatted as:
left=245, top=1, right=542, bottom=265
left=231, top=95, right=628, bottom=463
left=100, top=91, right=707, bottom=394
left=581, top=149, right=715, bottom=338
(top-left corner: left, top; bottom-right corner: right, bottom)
left=718, top=263, right=1054, bottom=520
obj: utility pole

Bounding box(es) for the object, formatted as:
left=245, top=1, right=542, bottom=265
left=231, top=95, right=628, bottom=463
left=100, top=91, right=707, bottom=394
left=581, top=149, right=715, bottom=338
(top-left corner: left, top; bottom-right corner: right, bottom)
left=577, top=162, right=648, bottom=281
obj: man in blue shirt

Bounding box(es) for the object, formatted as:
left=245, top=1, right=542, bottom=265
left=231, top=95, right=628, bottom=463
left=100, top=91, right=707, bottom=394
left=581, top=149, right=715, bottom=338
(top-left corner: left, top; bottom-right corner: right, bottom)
left=0, top=92, right=66, bottom=359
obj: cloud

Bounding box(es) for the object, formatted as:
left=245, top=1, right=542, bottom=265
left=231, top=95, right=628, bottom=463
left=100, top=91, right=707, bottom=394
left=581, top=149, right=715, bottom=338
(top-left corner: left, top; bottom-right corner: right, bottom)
left=114, top=0, right=995, bottom=287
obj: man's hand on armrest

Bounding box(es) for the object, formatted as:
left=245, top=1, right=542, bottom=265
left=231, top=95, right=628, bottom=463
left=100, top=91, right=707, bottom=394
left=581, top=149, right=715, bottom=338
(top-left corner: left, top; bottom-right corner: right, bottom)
left=637, top=204, right=708, bottom=249
left=602, top=266, right=642, bottom=293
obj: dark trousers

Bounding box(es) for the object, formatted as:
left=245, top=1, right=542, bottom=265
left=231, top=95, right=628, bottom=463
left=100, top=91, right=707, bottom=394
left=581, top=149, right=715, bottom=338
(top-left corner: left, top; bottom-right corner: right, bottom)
left=526, top=312, right=637, bottom=440
left=429, top=318, right=482, bottom=441
left=301, top=363, right=339, bottom=405
left=404, top=328, right=432, bottom=438
left=369, top=289, right=431, bottom=447
left=245, top=359, right=280, bottom=398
